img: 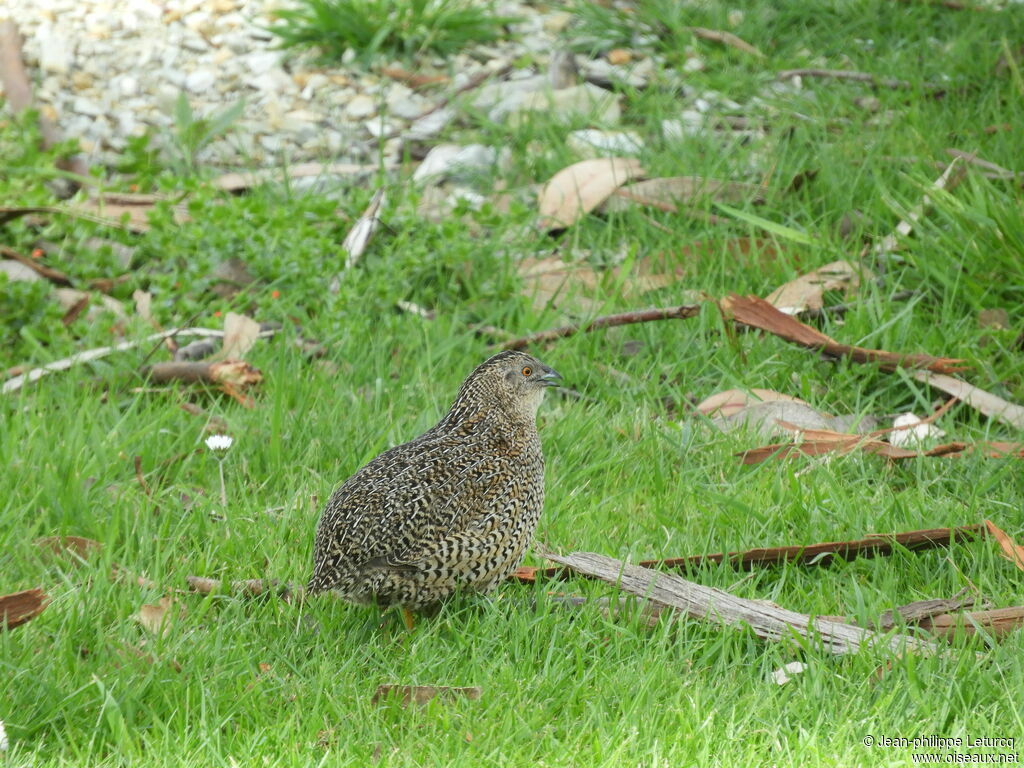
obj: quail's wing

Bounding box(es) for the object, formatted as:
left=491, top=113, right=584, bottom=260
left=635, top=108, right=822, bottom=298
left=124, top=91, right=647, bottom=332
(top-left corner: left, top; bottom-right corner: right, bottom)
left=315, top=429, right=500, bottom=570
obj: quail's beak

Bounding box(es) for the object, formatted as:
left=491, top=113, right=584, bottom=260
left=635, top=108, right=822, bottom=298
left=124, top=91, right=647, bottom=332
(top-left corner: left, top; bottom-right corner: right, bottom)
left=540, top=367, right=562, bottom=387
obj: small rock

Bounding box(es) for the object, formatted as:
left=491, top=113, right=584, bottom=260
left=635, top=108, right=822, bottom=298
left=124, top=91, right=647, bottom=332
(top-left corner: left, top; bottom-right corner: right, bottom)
left=683, top=57, right=705, bottom=73
left=345, top=93, right=378, bottom=119
left=39, top=34, right=74, bottom=73
left=567, top=129, right=644, bottom=158
left=404, top=107, right=454, bottom=140
left=185, top=68, right=216, bottom=93
left=543, top=11, right=572, bottom=33
left=607, top=48, right=632, bottom=65
left=548, top=49, right=579, bottom=90
left=0, top=260, right=42, bottom=283
left=509, top=83, right=622, bottom=126
left=772, top=662, right=807, bottom=686
left=413, top=144, right=501, bottom=184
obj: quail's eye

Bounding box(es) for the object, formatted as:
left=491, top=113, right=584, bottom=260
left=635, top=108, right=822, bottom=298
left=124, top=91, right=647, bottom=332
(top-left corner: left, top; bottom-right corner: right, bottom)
left=521, top=366, right=532, bottom=377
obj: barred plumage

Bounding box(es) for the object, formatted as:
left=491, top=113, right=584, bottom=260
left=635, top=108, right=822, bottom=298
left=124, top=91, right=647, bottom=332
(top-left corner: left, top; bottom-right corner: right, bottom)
left=307, top=350, right=559, bottom=612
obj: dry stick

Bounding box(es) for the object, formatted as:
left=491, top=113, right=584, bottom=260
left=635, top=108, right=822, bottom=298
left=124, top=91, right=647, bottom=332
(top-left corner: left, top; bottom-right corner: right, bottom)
left=921, top=607, right=1024, bottom=640
left=913, top=371, right=1024, bottom=430
left=0, top=245, right=73, bottom=285
left=2, top=327, right=230, bottom=394
left=545, top=552, right=939, bottom=656
left=777, top=68, right=944, bottom=93
left=688, top=27, right=763, bottom=57
left=514, top=525, right=984, bottom=582
left=0, top=20, right=88, bottom=177
left=499, top=304, right=702, bottom=351
left=945, top=148, right=1021, bottom=179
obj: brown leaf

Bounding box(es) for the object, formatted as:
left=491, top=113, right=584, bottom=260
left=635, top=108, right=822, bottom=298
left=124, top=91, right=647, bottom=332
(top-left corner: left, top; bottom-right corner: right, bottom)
left=380, top=66, right=449, bottom=88
left=219, top=312, right=261, bottom=360
left=538, top=158, right=645, bottom=230
left=724, top=294, right=967, bottom=374
left=689, top=26, right=764, bottom=57
left=0, top=588, right=48, bottom=630
left=372, top=685, right=482, bottom=707
left=517, top=254, right=680, bottom=315
left=765, top=260, right=873, bottom=315
left=913, top=371, right=1024, bottom=429
left=696, top=388, right=811, bottom=418
left=985, top=520, right=1024, bottom=572
left=209, top=360, right=262, bottom=389
left=600, top=176, right=765, bottom=214
left=135, top=596, right=179, bottom=636
left=34, top=536, right=102, bottom=562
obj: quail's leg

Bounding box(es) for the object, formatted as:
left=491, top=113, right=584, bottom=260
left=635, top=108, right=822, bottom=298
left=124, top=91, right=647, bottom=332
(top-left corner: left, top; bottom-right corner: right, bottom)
left=401, top=608, right=415, bottom=631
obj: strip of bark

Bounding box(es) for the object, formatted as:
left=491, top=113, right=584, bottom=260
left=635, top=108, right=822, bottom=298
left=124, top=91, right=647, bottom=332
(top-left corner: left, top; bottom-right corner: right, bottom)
left=913, top=371, right=1024, bottom=430
left=0, top=588, right=48, bottom=630
left=500, top=304, right=701, bottom=351
left=513, top=524, right=984, bottom=582
left=738, top=434, right=1023, bottom=465
left=919, top=607, right=1024, bottom=640
left=0, top=20, right=88, bottom=176
left=724, top=293, right=967, bottom=374
left=777, top=68, right=944, bottom=93
left=875, top=593, right=976, bottom=631
left=545, top=552, right=937, bottom=655
left=984, top=519, right=1024, bottom=571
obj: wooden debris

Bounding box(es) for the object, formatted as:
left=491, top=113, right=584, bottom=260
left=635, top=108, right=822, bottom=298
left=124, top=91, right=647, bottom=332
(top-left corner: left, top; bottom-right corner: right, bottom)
left=34, top=536, right=102, bottom=562
left=688, top=27, right=763, bottom=57
left=513, top=525, right=984, bottom=582
left=913, top=371, right=1024, bottom=430
left=724, top=293, right=967, bottom=374
left=0, top=246, right=72, bottom=285
left=875, top=593, right=976, bottom=631
left=0, top=588, right=48, bottom=630
left=545, top=552, right=937, bottom=656
left=500, top=304, right=701, bottom=351
left=920, top=607, right=1024, bottom=641
left=984, top=519, right=1024, bottom=571
left=372, top=685, right=482, bottom=707
left=777, top=68, right=944, bottom=93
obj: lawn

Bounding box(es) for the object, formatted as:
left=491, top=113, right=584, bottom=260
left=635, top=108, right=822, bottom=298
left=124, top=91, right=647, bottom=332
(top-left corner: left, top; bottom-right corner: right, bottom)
left=2, top=0, right=1024, bottom=765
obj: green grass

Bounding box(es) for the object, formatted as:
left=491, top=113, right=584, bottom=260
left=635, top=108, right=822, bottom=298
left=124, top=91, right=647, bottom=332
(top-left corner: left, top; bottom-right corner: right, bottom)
left=4, top=0, right=1024, bottom=764
left=269, top=0, right=515, bottom=64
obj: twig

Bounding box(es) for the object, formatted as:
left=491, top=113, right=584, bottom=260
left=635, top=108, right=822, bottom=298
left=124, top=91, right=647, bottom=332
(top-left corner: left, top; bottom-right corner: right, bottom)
left=514, top=524, right=984, bottom=582
left=913, top=371, right=1024, bottom=430
left=777, top=68, right=944, bottom=93
left=545, top=552, right=939, bottom=656
left=945, top=148, right=1021, bottom=179
left=134, top=455, right=151, bottom=497
left=0, top=245, right=73, bottom=285
left=688, top=27, right=763, bottom=57
left=499, top=304, right=701, bottom=351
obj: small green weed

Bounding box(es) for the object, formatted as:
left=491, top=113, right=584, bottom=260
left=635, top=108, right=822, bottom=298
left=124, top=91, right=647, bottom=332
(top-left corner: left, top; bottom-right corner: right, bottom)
left=269, top=0, right=515, bottom=63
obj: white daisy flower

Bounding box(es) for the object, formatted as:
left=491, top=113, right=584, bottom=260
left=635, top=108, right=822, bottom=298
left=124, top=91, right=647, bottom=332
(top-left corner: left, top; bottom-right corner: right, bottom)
left=0, top=719, right=8, bottom=752
left=205, top=434, right=234, bottom=452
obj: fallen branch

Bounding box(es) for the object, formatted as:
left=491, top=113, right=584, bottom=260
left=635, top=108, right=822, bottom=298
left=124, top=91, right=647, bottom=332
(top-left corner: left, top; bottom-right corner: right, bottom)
left=545, top=552, right=938, bottom=655
left=0, top=245, right=73, bottom=285
left=500, top=304, right=701, bottom=351
left=875, top=593, right=976, bottom=631
left=0, top=588, right=48, bottom=630
left=3, top=327, right=275, bottom=394
left=777, top=68, right=944, bottom=93
left=920, top=607, right=1024, bottom=640
left=724, top=294, right=967, bottom=374
left=515, top=525, right=983, bottom=583
left=913, top=371, right=1024, bottom=430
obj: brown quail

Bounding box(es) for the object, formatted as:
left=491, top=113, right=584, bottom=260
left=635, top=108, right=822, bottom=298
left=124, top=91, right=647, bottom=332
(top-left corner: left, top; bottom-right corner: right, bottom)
left=307, top=351, right=560, bottom=622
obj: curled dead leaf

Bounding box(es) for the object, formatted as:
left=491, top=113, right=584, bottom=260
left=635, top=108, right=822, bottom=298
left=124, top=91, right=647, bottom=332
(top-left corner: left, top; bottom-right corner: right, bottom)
left=135, top=596, right=181, bottom=637
left=765, top=260, right=873, bottom=315
left=538, top=157, right=645, bottom=230
left=0, top=588, right=48, bottom=631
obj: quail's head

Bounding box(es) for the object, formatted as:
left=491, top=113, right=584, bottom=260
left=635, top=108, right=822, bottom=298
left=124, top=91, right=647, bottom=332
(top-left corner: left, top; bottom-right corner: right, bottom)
left=457, top=350, right=561, bottom=421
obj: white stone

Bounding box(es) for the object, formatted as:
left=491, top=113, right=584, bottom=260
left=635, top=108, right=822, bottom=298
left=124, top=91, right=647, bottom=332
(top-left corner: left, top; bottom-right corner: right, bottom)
left=185, top=68, right=217, bottom=92
left=508, top=83, right=621, bottom=126
left=117, top=75, right=139, bottom=98
left=38, top=33, right=73, bottom=73
left=72, top=96, right=103, bottom=116
left=567, top=129, right=644, bottom=158
left=345, top=94, right=378, bottom=119
left=241, top=51, right=280, bottom=75
left=413, top=144, right=500, bottom=184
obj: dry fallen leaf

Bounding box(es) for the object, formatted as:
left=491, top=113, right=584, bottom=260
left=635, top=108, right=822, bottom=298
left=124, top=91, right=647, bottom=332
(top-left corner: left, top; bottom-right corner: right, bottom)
left=135, top=596, right=179, bottom=637
left=984, top=519, right=1024, bottom=572
left=696, top=388, right=811, bottom=419
left=34, top=536, right=102, bottom=562
left=724, top=294, right=967, bottom=374
left=342, top=188, right=386, bottom=270
left=914, top=371, right=1024, bottom=430
left=517, top=254, right=679, bottom=314
left=538, top=157, right=645, bottom=230
left=765, top=260, right=873, bottom=315
left=219, top=312, right=261, bottom=360
left=0, top=588, right=48, bottom=631
left=372, top=685, right=482, bottom=707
